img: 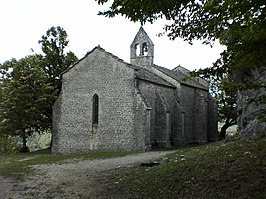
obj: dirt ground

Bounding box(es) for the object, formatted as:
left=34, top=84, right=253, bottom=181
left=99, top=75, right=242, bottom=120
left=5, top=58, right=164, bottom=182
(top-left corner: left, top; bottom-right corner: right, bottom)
left=0, top=151, right=175, bottom=199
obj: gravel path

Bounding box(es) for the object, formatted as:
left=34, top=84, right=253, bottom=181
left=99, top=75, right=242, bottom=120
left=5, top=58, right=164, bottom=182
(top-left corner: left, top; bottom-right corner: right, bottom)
left=1, top=150, right=176, bottom=199
left=0, top=176, right=14, bottom=199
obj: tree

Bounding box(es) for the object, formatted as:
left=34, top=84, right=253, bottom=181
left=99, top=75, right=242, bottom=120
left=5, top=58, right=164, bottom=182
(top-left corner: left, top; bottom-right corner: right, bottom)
left=96, top=0, right=265, bottom=46
left=96, top=0, right=266, bottom=136
left=39, top=26, right=78, bottom=147
left=218, top=79, right=237, bottom=138
left=39, top=26, right=78, bottom=95
left=0, top=55, right=55, bottom=152
left=0, top=26, right=78, bottom=151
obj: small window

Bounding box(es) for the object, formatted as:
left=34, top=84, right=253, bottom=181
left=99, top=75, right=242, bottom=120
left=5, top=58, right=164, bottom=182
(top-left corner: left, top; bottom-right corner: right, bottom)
left=92, top=94, right=99, bottom=125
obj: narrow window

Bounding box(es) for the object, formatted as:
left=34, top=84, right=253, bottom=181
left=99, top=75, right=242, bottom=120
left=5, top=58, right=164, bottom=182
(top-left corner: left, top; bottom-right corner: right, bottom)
left=92, top=94, right=99, bottom=125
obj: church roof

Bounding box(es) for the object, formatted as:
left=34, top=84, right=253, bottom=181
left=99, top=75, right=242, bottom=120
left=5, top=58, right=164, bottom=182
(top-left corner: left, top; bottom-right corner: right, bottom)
left=136, top=68, right=175, bottom=88
left=152, top=64, right=208, bottom=90
left=94, top=47, right=175, bottom=88
left=63, top=46, right=206, bottom=90
left=63, top=46, right=175, bottom=88
left=63, top=46, right=136, bottom=74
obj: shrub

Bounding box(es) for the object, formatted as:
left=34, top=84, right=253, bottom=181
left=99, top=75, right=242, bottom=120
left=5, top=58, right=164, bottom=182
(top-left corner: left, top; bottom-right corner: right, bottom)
left=0, top=136, right=16, bottom=154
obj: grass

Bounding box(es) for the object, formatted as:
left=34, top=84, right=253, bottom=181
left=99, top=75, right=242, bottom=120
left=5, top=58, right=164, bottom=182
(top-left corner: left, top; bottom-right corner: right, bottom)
left=1, top=138, right=265, bottom=198
left=0, top=148, right=140, bottom=179
left=104, top=138, right=266, bottom=198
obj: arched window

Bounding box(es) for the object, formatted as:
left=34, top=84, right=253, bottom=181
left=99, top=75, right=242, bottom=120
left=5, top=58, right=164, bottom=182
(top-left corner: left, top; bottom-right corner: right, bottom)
left=92, top=94, right=99, bottom=125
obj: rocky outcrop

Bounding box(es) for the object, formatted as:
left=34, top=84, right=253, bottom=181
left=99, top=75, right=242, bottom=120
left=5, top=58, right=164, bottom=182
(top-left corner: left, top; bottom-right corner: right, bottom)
left=237, top=66, right=266, bottom=137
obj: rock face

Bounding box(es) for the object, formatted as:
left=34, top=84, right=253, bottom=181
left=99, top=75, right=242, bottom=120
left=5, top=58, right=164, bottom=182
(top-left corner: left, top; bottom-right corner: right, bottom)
left=237, top=66, right=266, bottom=137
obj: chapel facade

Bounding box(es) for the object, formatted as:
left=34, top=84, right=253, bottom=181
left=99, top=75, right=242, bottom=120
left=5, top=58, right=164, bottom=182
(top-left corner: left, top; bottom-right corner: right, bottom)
left=52, top=27, right=218, bottom=154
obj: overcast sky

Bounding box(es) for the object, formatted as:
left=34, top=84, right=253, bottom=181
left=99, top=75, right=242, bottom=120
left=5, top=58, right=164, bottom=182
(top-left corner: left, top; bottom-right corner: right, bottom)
left=0, top=0, right=226, bottom=70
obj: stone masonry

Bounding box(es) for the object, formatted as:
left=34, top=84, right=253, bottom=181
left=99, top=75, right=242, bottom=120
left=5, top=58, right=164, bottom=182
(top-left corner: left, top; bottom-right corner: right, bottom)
left=52, top=27, right=218, bottom=154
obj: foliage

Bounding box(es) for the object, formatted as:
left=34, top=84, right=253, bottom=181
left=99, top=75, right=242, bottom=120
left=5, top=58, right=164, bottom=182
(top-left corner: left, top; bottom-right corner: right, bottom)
left=96, top=0, right=265, bottom=50
left=98, top=0, right=266, bottom=76
left=38, top=26, right=78, bottom=94
left=96, top=0, right=266, bottom=77
left=0, top=26, right=78, bottom=151
left=0, top=55, right=55, bottom=151
left=0, top=136, right=16, bottom=154
left=105, top=138, right=266, bottom=198
left=97, top=0, right=190, bottom=23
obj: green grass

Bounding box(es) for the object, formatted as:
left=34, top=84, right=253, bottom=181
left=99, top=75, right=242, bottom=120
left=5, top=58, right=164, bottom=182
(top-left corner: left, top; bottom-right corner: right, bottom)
left=1, top=138, right=265, bottom=198
left=0, top=149, right=140, bottom=179
left=104, top=138, right=266, bottom=198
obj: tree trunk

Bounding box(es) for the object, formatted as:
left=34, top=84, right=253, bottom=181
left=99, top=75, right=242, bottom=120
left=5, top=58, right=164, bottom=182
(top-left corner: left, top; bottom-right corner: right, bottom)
left=20, top=131, right=29, bottom=153
left=220, top=119, right=231, bottom=139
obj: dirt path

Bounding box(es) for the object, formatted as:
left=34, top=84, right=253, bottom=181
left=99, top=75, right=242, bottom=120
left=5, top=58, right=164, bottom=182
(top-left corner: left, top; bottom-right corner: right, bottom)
left=2, top=150, right=175, bottom=199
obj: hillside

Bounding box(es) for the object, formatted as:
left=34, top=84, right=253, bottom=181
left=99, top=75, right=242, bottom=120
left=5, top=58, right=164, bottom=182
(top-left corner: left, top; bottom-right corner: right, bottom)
left=0, top=138, right=265, bottom=198
left=104, top=138, right=266, bottom=198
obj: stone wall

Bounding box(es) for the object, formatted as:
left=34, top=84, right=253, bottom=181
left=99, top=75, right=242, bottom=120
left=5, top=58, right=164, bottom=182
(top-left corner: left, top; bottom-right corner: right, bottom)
left=179, top=85, right=195, bottom=143
left=179, top=85, right=209, bottom=143
left=134, top=92, right=151, bottom=150
left=52, top=48, right=146, bottom=153
left=51, top=94, right=62, bottom=153
left=52, top=45, right=217, bottom=153
left=207, top=95, right=218, bottom=141
left=193, top=89, right=208, bottom=143
left=137, top=79, right=179, bottom=147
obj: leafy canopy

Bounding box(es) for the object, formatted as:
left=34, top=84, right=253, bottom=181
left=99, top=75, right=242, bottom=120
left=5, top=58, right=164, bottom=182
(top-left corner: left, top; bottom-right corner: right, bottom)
left=0, top=55, right=55, bottom=137
left=39, top=26, right=78, bottom=94
left=0, top=26, right=78, bottom=150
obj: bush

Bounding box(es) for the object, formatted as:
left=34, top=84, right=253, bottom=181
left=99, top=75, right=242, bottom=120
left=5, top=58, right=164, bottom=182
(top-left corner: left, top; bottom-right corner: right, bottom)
left=0, top=136, right=16, bottom=154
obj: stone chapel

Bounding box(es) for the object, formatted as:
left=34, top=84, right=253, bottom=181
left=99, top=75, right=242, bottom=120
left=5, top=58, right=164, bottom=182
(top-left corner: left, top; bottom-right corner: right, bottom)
left=52, top=27, right=218, bottom=154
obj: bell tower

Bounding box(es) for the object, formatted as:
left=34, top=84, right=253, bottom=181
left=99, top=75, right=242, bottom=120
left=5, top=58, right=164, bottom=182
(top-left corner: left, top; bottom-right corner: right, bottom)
left=130, top=27, right=154, bottom=67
